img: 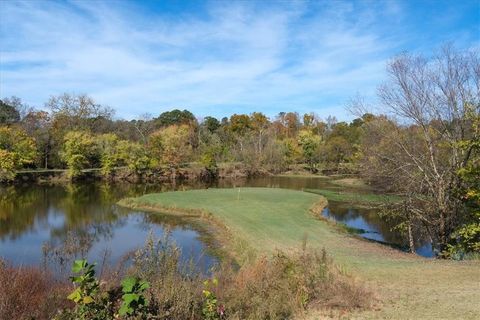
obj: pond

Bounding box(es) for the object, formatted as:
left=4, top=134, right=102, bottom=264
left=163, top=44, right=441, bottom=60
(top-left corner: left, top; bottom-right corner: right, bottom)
left=0, top=176, right=433, bottom=269
left=0, top=182, right=220, bottom=271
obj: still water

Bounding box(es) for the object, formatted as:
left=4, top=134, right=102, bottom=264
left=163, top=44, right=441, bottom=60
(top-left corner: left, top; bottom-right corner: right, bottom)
left=0, top=177, right=433, bottom=268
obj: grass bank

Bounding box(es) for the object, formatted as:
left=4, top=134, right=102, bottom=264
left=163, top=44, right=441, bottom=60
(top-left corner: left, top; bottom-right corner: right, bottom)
left=119, top=188, right=329, bottom=265
left=304, top=188, right=401, bottom=207
left=119, top=188, right=480, bottom=319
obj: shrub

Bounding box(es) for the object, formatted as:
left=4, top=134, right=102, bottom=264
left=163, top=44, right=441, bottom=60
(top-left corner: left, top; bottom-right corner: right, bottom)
left=129, top=232, right=204, bottom=319
left=202, top=278, right=225, bottom=320
left=61, top=259, right=113, bottom=320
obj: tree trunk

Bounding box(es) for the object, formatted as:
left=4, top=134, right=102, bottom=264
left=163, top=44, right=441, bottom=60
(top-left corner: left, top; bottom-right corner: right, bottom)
left=407, top=220, right=415, bottom=254
left=438, top=209, right=448, bottom=253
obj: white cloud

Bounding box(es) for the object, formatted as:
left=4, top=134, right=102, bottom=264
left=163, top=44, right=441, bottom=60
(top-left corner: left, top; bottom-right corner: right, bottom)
left=0, top=0, right=475, bottom=121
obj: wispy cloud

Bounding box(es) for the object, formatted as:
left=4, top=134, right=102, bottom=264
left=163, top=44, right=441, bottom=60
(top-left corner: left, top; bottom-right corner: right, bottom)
left=0, top=0, right=478, bottom=120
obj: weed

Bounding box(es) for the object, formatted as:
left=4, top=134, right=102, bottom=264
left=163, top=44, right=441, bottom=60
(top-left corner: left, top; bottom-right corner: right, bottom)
left=119, top=277, right=150, bottom=317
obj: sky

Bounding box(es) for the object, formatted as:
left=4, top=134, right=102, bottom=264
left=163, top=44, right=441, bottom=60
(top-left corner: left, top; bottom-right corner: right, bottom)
left=0, top=0, right=479, bottom=121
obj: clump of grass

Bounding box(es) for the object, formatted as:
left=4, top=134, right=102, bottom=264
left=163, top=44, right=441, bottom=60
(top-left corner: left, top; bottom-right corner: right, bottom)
left=215, top=249, right=373, bottom=320
left=128, top=232, right=205, bottom=319
left=42, top=231, right=95, bottom=275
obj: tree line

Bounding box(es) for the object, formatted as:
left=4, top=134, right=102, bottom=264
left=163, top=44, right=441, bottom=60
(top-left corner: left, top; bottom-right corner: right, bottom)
left=0, top=95, right=368, bottom=180
left=1, top=45, right=478, bottom=258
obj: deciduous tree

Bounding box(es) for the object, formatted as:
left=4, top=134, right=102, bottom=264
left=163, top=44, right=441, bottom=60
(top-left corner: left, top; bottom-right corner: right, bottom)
left=0, top=126, right=37, bottom=181
left=148, top=125, right=192, bottom=169
left=361, top=46, right=479, bottom=254
left=61, top=131, right=97, bottom=178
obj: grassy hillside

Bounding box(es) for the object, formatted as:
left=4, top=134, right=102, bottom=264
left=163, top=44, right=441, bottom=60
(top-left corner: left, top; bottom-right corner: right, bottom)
left=119, top=187, right=480, bottom=319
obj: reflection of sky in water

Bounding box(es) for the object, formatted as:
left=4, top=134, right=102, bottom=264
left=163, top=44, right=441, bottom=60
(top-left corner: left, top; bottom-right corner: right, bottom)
left=0, top=209, right=216, bottom=271
left=87, top=213, right=214, bottom=269
left=0, top=209, right=65, bottom=261
left=323, top=207, right=380, bottom=234
left=322, top=206, right=433, bottom=257
left=1, top=178, right=435, bottom=265
left=415, top=244, right=434, bottom=258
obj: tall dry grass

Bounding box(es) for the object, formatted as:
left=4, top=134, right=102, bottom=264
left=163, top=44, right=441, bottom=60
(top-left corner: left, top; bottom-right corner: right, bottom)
left=1, top=233, right=373, bottom=319
left=214, top=250, right=372, bottom=320
left=0, top=259, right=71, bottom=320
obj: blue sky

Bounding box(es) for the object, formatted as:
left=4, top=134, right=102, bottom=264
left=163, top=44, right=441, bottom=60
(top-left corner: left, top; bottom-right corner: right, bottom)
left=0, top=0, right=479, bottom=121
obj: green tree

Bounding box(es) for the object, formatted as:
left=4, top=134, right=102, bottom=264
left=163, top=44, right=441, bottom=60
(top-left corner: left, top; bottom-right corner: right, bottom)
left=46, top=94, right=114, bottom=168
left=444, top=106, right=480, bottom=258
left=198, top=130, right=223, bottom=172
left=283, top=138, right=301, bottom=167
left=298, top=129, right=321, bottom=172
left=323, top=136, right=352, bottom=167
left=96, top=133, right=120, bottom=176
left=117, top=140, right=151, bottom=174
left=155, top=109, right=196, bottom=128
left=61, top=131, right=97, bottom=178
left=21, top=111, right=51, bottom=168
left=0, top=100, right=20, bottom=124
left=202, top=116, right=221, bottom=133
left=0, top=126, right=37, bottom=181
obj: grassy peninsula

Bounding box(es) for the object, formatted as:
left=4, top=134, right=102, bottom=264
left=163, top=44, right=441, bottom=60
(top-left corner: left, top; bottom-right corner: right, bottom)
left=119, top=187, right=480, bottom=319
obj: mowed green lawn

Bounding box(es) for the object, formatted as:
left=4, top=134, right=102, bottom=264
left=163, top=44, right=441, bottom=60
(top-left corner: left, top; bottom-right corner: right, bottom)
left=121, top=187, right=480, bottom=319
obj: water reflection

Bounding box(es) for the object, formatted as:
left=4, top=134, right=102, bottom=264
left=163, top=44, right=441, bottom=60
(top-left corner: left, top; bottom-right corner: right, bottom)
left=0, top=182, right=217, bottom=268
left=0, top=176, right=433, bottom=266
left=320, top=201, right=433, bottom=257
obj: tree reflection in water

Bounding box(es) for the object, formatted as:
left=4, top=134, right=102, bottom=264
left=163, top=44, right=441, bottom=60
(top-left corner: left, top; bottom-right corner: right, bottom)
left=0, top=177, right=434, bottom=266
left=0, top=182, right=218, bottom=269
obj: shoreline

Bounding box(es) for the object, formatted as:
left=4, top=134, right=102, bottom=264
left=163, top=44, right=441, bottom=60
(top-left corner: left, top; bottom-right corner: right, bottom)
left=7, top=163, right=355, bottom=185
left=117, top=192, right=330, bottom=266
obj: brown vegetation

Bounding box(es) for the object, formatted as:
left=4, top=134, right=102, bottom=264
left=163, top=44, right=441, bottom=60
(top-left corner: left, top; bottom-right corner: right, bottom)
left=0, top=259, right=70, bottom=320
left=0, top=233, right=372, bottom=320
left=214, top=251, right=372, bottom=320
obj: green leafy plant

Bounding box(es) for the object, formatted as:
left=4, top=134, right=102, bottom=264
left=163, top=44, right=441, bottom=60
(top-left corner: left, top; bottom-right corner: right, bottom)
left=68, top=259, right=99, bottom=305
left=64, top=259, right=112, bottom=319
left=202, top=278, right=225, bottom=320
left=119, top=276, right=150, bottom=317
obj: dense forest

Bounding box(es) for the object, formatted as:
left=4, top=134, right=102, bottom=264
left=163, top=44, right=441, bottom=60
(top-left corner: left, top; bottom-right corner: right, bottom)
left=1, top=47, right=479, bottom=259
